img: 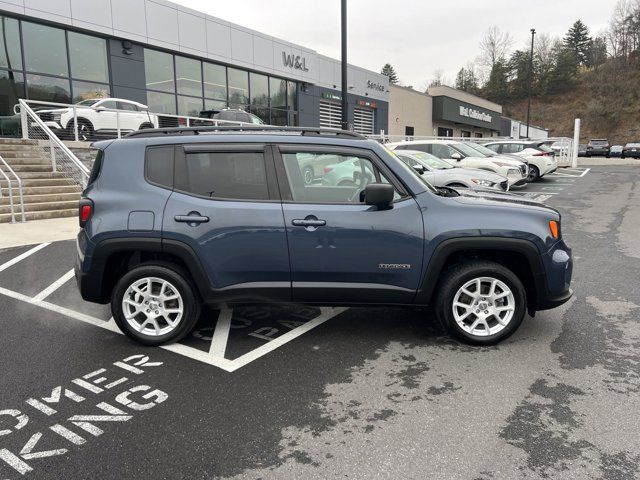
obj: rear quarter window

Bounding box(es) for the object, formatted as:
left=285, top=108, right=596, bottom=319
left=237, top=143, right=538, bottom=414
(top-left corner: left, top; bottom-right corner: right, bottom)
left=145, top=146, right=175, bottom=189
left=87, top=149, right=103, bottom=186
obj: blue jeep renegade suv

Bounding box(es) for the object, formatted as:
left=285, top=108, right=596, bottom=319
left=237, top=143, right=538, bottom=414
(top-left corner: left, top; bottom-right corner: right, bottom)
left=75, top=126, right=573, bottom=346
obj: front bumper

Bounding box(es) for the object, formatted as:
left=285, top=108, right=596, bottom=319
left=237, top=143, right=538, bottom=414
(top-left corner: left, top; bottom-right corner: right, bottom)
left=535, top=239, right=573, bottom=311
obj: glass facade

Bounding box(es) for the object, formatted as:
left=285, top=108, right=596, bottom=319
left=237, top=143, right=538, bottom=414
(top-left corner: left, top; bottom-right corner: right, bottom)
left=143, top=48, right=298, bottom=124
left=0, top=14, right=299, bottom=126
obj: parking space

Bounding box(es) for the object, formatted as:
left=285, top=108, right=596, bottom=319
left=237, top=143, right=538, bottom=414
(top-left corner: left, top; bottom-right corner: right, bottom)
left=1, top=165, right=639, bottom=479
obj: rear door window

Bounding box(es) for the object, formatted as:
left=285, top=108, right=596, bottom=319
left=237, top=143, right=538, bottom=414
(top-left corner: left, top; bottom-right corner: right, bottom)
left=175, top=150, right=271, bottom=201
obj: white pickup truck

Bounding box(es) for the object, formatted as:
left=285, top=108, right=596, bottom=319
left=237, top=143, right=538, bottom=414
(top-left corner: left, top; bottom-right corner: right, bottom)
left=34, top=98, right=158, bottom=141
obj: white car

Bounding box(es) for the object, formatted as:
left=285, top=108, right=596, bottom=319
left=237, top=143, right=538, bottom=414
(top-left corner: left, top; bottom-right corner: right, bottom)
left=482, top=140, right=558, bottom=181
left=387, top=140, right=528, bottom=187
left=35, top=98, right=158, bottom=141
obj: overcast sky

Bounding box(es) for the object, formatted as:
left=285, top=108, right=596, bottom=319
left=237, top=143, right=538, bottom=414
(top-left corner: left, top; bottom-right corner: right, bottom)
left=172, top=0, right=618, bottom=88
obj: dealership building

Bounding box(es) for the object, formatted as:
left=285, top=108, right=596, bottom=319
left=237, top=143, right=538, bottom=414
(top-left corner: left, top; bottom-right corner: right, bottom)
left=388, top=84, right=548, bottom=140
left=0, top=0, right=389, bottom=135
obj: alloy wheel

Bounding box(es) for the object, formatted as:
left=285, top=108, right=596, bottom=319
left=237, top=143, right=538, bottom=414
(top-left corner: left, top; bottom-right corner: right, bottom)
left=122, top=277, right=184, bottom=337
left=452, top=276, right=515, bottom=337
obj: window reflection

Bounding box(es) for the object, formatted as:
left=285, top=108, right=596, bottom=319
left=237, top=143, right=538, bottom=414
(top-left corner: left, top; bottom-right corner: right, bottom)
left=0, top=70, right=24, bottom=117
left=72, top=80, right=110, bottom=103
left=250, top=72, right=268, bottom=108
left=26, top=74, right=71, bottom=103
left=228, top=68, right=248, bottom=108
left=144, top=49, right=175, bottom=93
left=175, top=56, right=202, bottom=97
left=177, top=95, right=203, bottom=117
left=0, top=17, right=22, bottom=71
left=23, top=22, right=68, bottom=77
left=147, top=90, right=176, bottom=115
left=270, top=77, right=286, bottom=110
left=203, top=63, right=226, bottom=101
left=68, top=32, right=108, bottom=83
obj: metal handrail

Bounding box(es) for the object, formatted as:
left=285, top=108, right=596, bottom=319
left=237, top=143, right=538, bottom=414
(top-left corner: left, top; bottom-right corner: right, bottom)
left=0, top=154, right=25, bottom=223
left=15, top=98, right=248, bottom=140
left=18, top=99, right=90, bottom=183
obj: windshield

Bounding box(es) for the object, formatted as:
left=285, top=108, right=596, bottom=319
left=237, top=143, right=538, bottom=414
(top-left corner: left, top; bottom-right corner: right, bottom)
left=465, top=143, right=498, bottom=157
left=382, top=145, right=437, bottom=193
left=403, top=151, right=454, bottom=170
left=76, top=99, right=100, bottom=106
left=453, top=142, right=487, bottom=157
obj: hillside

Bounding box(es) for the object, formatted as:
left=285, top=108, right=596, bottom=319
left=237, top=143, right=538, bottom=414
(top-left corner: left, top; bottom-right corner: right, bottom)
left=502, top=63, right=640, bottom=144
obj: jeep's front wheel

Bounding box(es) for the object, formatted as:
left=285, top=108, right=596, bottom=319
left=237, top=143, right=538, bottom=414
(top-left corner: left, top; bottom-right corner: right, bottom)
left=111, top=265, right=200, bottom=346
left=435, top=261, right=526, bottom=345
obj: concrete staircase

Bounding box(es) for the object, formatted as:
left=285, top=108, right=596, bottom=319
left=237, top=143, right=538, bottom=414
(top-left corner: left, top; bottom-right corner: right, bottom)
left=0, top=138, right=82, bottom=223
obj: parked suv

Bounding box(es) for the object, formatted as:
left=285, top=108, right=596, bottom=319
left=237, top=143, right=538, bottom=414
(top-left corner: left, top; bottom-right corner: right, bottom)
left=75, top=126, right=573, bottom=347
left=199, top=108, right=265, bottom=125
left=586, top=139, right=610, bottom=157
left=482, top=140, right=558, bottom=181
left=35, top=98, right=157, bottom=141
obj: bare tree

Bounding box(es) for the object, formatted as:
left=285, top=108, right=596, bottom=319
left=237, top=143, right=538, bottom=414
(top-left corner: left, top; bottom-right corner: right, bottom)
left=478, top=26, right=515, bottom=71
left=423, top=69, right=451, bottom=91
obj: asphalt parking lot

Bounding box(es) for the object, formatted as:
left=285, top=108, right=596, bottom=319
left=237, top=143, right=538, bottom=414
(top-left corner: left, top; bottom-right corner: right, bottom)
left=1, top=165, right=639, bottom=480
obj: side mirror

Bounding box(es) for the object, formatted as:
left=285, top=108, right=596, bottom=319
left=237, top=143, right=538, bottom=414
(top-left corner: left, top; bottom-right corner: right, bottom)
left=450, top=152, right=462, bottom=160
left=95, top=106, right=106, bottom=112
left=364, top=183, right=394, bottom=209
left=412, top=164, right=426, bottom=175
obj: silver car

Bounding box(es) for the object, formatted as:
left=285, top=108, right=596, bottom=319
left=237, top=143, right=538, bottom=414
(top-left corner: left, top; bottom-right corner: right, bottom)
left=394, top=150, right=508, bottom=191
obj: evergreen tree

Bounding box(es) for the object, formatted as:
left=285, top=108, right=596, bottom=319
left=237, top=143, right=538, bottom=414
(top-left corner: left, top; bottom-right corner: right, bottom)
left=508, top=50, right=532, bottom=98
left=548, top=45, right=578, bottom=93
left=484, top=60, right=509, bottom=102
left=455, top=67, right=480, bottom=94
left=564, top=20, right=592, bottom=66
left=380, top=64, right=399, bottom=84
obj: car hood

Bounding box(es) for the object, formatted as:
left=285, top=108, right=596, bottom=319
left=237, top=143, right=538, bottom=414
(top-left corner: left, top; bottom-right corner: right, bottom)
left=443, top=167, right=505, bottom=182
left=451, top=187, right=558, bottom=215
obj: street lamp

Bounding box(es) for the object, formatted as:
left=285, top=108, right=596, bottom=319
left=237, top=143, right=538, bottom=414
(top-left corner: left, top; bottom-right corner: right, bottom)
left=526, top=28, right=536, bottom=139
left=341, top=0, right=348, bottom=130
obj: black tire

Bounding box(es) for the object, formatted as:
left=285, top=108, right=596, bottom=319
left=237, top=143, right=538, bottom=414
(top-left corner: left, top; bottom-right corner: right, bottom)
left=139, top=122, right=154, bottom=130
left=302, top=166, right=314, bottom=185
left=434, top=260, right=527, bottom=345
left=111, top=264, right=201, bottom=346
left=527, top=165, right=540, bottom=182
left=76, top=119, right=94, bottom=141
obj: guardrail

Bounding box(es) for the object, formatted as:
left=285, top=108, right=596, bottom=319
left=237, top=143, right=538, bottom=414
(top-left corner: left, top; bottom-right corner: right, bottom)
left=0, top=153, right=25, bottom=223
left=17, top=99, right=90, bottom=188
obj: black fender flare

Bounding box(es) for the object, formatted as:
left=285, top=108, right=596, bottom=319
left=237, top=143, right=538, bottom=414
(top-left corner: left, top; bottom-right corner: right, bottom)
left=414, top=237, right=546, bottom=306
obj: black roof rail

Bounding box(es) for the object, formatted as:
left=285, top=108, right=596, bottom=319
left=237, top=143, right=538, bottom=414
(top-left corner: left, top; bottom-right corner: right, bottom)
left=125, top=125, right=366, bottom=139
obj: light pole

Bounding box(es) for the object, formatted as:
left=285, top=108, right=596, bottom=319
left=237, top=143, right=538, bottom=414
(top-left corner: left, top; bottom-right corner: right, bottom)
left=341, top=0, right=348, bottom=130
left=526, top=28, right=536, bottom=138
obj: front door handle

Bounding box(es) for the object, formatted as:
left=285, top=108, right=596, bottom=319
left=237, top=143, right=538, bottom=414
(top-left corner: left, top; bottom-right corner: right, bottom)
left=174, top=212, right=209, bottom=225
left=292, top=218, right=326, bottom=227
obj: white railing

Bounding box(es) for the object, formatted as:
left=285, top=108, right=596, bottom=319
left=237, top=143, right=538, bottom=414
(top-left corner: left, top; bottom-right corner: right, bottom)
left=16, top=99, right=249, bottom=143
left=0, top=154, right=25, bottom=223
left=368, top=134, right=576, bottom=167
left=17, top=99, right=90, bottom=188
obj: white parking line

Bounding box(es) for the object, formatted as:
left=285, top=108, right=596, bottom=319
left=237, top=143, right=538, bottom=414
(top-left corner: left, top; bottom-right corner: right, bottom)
left=209, top=308, right=232, bottom=358
left=0, top=243, right=50, bottom=273
left=0, top=281, right=345, bottom=372
left=32, top=269, right=75, bottom=302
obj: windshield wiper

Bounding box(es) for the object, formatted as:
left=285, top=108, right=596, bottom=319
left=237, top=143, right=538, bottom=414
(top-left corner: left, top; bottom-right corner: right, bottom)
left=435, top=186, right=460, bottom=197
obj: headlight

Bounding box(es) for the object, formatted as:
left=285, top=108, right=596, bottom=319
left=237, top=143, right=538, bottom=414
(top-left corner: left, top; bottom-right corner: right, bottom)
left=53, top=113, right=61, bottom=123
left=471, top=179, right=495, bottom=187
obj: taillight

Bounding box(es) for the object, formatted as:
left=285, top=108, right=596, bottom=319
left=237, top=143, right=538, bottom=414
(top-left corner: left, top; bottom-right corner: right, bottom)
left=323, top=166, right=333, bottom=174
left=79, top=198, right=94, bottom=228
left=533, top=152, right=550, bottom=156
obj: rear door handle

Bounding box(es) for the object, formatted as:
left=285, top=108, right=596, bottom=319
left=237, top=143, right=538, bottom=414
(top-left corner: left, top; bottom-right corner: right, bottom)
left=292, top=219, right=326, bottom=227
left=174, top=213, right=209, bottom=224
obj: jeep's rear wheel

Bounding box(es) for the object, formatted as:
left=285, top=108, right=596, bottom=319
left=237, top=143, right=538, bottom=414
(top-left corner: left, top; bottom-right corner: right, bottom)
left=111, top=265, right=200, bottom=346
left=435, top=261, right=526, bottom=345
